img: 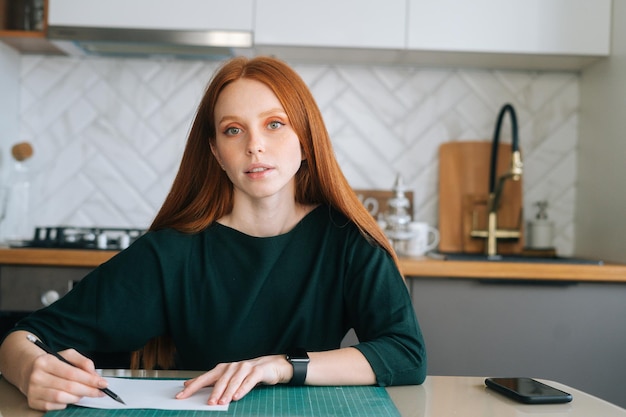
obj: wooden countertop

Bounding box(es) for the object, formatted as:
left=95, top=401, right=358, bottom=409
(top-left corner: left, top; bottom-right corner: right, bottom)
left=0, top=248, right=117, bottom=268
left=398, top=256, right=626, bottom=283
left=1, top=248, right=625, bottom=283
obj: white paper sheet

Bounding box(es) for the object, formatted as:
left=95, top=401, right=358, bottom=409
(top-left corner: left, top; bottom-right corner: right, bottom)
left=76, top=377, right=229, bottom=411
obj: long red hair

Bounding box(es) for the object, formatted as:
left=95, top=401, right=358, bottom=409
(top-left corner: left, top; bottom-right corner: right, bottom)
left=131, top=56, right=397, bottom=369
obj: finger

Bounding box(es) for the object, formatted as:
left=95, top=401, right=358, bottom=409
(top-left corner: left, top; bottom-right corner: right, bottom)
left=209, top=363, right=256, bottom=405
left=230, top=372, right=260, bottom=401
left=27, top=383, right=75, bottom=411
left=27, top=367, right=105, bottom=411
left=176, top=370, right=220, bottom=399
left=59, top=349, right=97, bottom=374
left=52, top=351, right=106, bottom=389
left=182, top=374, right=203, bottom=388
left=207, top=362, right=245, bottom=405
left=28, top=394, right=70, bottom=412
left=52, top=360, right=107, bottom=393
left=31, top=353, right=107, bottom=399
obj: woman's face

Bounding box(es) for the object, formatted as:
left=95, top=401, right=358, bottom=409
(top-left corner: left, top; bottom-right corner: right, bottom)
left=211, top=78, right=303, bottom=204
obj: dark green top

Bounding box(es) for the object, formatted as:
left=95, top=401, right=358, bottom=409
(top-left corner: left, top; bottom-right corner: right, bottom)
left=14, top=205, right=426, bottom=385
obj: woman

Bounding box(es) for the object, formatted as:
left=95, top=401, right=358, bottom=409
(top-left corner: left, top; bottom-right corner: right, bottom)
left=0, top=56, right=426, bottom=411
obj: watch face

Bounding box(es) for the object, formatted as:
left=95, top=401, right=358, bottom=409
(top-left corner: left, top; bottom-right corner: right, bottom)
left=288, top=348, right=309, bottom=362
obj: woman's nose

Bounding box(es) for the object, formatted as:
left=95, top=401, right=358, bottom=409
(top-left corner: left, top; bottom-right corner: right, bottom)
left=246, top=132, right=265, bottom=155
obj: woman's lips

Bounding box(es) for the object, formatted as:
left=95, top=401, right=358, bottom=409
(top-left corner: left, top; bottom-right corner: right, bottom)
left=246, top=166, right=269, bottom=173
left=245, top=164, right=273, bottom=177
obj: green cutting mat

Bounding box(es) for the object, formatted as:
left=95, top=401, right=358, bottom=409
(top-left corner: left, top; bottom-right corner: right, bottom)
left=45, top=385, right=401, bottom=417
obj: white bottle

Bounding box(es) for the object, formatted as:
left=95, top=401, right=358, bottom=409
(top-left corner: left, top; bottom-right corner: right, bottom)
left=0, top=143, right=34, bottom=246
left=527, top=201, right=554, bottom=249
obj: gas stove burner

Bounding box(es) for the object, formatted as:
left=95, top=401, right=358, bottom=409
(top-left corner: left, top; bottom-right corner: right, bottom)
left=23, top=226, right=146, bottom=250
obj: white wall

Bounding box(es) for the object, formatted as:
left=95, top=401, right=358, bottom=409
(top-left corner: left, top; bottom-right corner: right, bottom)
left=13, top=56, right=581, bottom=255
left=0, top=43, right=20, bottom=182
left=577, top=1, right=626, bottom=263
left=0, top=40, right=583, bottom=255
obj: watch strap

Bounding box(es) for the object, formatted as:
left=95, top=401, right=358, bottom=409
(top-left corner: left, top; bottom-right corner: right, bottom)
left=286, top=348, right=309, bottom=386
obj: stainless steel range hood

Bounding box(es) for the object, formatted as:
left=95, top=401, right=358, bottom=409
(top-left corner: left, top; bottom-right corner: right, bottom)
left=47, top=25, right=253, bottom=59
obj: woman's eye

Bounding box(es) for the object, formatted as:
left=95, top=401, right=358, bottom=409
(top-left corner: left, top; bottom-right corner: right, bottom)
left=224, top=127, right=241, bottom=136
left=268, top=121, right=284, bottom=130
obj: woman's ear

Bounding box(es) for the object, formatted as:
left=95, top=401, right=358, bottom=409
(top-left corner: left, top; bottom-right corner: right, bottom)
left=210, top=143, right=223, bottom=168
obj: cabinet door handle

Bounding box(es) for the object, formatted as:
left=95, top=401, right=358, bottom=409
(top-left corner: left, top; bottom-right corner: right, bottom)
left=40, top=290, right=60, bottom=307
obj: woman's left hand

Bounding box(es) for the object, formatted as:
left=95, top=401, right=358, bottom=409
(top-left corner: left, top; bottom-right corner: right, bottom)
left=175, top=354, right=292, bottom=405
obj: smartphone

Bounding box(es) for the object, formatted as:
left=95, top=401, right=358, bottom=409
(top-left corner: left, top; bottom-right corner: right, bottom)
left=485, top=377, right=573, bottom=404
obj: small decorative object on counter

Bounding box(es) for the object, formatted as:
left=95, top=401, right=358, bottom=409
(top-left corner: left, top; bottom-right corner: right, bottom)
left=527, top=201, right=554, bottom=249
left=0, top=142, right=34, bottom=246
left=406, top=222, right=440, bottom=257
left=383, top=174, right=413, bottom=255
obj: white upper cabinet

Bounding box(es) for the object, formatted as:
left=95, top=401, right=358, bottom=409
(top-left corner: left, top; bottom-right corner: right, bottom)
left=407, top=0, right=611, bottom=56
left=43, top=0, right=612, bottom=68
left=254, top=0, right=407, bottom=49
left=48, top=0, right=254, bottom=32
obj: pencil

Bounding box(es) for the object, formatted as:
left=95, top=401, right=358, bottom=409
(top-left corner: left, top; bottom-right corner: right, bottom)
left=26, top=334, right=126, bottom=405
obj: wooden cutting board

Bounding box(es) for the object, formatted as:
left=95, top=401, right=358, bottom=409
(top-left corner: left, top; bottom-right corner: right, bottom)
left=438, top=141, right=524, bottom=254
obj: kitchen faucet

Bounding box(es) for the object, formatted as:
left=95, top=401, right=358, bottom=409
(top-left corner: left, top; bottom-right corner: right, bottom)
left=470, top=103, right=524, bottom=257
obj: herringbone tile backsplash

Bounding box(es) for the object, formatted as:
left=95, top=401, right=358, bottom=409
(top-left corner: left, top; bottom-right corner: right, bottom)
left=16, top=56, right=579, bottom=255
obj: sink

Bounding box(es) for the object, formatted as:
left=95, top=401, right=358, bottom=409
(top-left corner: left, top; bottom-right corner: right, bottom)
left=435, top=252, right=604, bottom=265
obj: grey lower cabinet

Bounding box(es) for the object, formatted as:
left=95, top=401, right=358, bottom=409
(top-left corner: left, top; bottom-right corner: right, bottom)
left=0, top=265, right=92, bottom=311
left=407, top=277, right=626, bottom=408
left=0, top=265, right=130, bottom=368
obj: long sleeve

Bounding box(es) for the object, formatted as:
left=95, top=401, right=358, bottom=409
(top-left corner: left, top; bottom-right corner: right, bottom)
left=9, top=205, right=426, bottom=382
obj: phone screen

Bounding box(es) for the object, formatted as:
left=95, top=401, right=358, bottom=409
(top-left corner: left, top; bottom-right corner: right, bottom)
left=485, top=377, right=573, bottom=404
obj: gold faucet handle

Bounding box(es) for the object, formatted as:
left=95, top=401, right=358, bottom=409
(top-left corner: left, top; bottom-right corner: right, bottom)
left=511, top=150, right=523, bottom=179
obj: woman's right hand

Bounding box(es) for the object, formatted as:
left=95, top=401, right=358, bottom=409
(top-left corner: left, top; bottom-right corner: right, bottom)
left=0, top=331, right=108, bottom=411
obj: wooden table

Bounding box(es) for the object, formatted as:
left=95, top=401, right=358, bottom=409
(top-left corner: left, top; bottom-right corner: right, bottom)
left=0, top=373, right=624, bottom=417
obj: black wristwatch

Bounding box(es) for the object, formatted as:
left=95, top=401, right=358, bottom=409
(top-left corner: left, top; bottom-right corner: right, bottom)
left=286, top=348, right=309, bottom=386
